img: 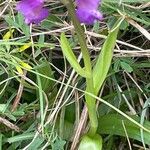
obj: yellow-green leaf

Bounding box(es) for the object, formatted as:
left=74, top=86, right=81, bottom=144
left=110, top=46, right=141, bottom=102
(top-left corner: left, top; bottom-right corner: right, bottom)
left=93, top=18, right=122, bottom=94
left=20, top=62, right=32, bottom=70
left=19, top=42, right=31, bottom=52
left=16, top=66, right=23, bottom=74
left=60, top=33, right=89, bottom=78
left=3, top=29, right=14, bottom=40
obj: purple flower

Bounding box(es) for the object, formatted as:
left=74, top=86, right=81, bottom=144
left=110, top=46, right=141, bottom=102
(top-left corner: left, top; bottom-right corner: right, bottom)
left=16, top=0, right=49, bottom=24
left=75, top=0, right=103, bottom=25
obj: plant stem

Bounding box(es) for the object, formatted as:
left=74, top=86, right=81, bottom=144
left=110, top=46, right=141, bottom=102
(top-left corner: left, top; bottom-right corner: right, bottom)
left=64, top=0, right=98, bottom=136
left=65, top=0, right=91, bottom=72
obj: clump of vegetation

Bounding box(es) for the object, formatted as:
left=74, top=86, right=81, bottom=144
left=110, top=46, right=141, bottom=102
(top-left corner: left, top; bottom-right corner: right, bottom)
left=0, top=0, right=150, bottom=149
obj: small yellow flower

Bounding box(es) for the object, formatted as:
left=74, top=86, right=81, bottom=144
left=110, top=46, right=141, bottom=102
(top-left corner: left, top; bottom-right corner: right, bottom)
left=16, top=66, right=23, bottom=74
left=3, top=29, right=14, bottom=40
left=19, top=42, right=31, bottom=52
left=20, top=62, right=32, bottom=70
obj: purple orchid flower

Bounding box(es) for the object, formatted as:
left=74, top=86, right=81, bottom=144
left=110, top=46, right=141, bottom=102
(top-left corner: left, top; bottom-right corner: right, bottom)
left=16, top=0, right=49, bottom=24
left=75, top=0, right=103, bottom=25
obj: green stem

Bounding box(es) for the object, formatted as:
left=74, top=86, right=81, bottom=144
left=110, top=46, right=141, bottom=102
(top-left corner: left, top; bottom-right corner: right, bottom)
left=64, top=0, right=98, bottom=135
left=65, top=0, right=91, bottom=72
left=85, top=79, right=98, bottom=136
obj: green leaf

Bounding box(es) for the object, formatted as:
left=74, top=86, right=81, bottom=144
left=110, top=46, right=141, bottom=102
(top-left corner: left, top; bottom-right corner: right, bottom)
left=140, top=98, right=150, bottom=148
left=0, top=104, right=6, bottom=112
left=17, top=13, right=24, bottom=27
left=35, top=60, right=57, bottom=106
left=0, top=134, right=2, bottom=150
left=120, top=61, right=133, bottom=73
left=5, top=16, right=20, bottom=28
left=98, top=114, right=150, bottom=145
left=35, top=60, right=54, bottom=93
left=6, top=133, right=35, bottom=143
left=27, top=135, right=45, bottom=150
left=52, top=138, right=66, bottom=150
left=37, top=72, right=45, bottom=129
left=60, top=33, right=89, bottom=78
left=93, top=19, right=121, bottom=94
left=102, top=2, right=150, bottom=26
